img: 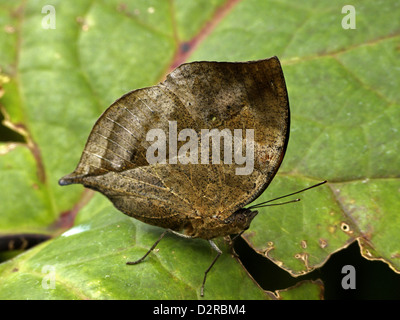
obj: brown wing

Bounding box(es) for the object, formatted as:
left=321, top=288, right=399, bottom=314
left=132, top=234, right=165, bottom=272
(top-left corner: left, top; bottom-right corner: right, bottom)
left=59, top=57, right=289, bottom=229
left=162, top=57, right=290, bottom=219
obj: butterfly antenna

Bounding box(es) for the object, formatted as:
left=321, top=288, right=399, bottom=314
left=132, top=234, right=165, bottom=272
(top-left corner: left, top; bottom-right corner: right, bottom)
left=250, top=198, right=301, bottom=208
left=248, top=180, right=327, bottom=209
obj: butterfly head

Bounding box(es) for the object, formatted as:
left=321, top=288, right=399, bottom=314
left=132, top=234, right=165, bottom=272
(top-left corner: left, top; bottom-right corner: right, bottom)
left=223, top=208, right=258, bottom=232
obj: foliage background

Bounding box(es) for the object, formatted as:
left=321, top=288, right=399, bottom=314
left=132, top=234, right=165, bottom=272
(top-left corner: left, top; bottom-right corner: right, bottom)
left=0, top=0, right=399, bottom=299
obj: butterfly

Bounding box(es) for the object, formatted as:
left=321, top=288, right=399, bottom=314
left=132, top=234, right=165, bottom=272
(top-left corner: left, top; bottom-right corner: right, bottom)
left=59, top=56, right=291, bottom=296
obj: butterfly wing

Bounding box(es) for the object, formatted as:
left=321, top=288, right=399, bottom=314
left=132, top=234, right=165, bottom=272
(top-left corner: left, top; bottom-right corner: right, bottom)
left=60, top=57, right=289, bottom=231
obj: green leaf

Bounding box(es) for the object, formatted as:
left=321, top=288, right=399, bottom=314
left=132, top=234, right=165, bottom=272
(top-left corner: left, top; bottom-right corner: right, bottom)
left=275, top=280, right=324, bottom=300
left=243, top=176, right=354, bottom=276
left=0, top=144, right=54, bottom=233
left=240, top=0, right=400, bottom=277
left=334, top=179, right=400, bottom=273
left=0, top=194, right=268, bottom=299
left=1, top=0, right=399, bottom=299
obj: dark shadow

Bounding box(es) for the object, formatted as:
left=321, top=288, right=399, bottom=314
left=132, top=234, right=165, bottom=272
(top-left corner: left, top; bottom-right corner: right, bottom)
left=234, top=237, right=400, bottom=300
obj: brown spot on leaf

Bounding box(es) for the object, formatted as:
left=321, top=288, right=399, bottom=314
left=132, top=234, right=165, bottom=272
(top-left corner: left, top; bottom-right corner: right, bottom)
left=319, top=238, right=328, bottom=249
left=341, top=222, right=353, bottom=234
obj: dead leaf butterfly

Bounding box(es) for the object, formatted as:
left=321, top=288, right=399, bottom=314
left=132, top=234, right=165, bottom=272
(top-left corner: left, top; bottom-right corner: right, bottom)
left=60, top=56, right=302, bottom=296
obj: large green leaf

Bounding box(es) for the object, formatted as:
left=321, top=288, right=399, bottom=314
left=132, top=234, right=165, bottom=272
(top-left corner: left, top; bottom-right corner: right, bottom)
left=0, top=0, right=399, bottom=299
left=0, top=193, right=267, bottom=299
left=0, top=192, right=323, bottom=299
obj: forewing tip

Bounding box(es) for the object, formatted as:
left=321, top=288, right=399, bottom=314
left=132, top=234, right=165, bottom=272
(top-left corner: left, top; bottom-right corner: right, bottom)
left=58, top=173, right=82, bottom=186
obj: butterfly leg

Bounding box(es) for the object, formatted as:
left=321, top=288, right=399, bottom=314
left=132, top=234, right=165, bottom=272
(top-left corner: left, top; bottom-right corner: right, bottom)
left=226, top=231, right=245, bottom=258
left=126, top=229, right=169, bottom=265
left=168, top=229, right=193, bottom=239
left=201, top=240, right=222, bottom=297
left=126, top=229, right=194, bottom=265
left=230, top=230, right=245, bottom=242
left=167, top=232, right=222, bottom=297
